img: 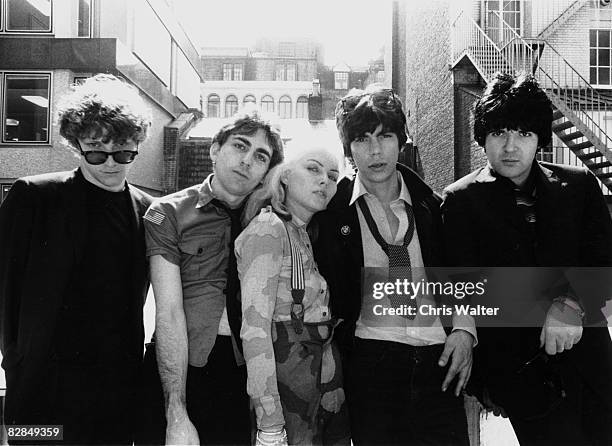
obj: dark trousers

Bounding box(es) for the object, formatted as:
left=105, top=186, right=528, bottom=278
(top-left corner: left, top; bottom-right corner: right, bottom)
left=186, top=336, right=250, bottom=445
left=508, top=358, right=612, bottom=446
left=135, top=335, right=250, bottom=446
left=8, top=361, right=139, bottom=445
left=347, top=338, right=469, bottom=446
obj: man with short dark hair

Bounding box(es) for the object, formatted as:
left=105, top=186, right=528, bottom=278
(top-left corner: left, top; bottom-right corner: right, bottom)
left=442, top=72, right=612, bottom=445
left=0, top=73, right=153, bottom=445
left=315, top=85, right=475, bottom=445
left=144, top=108, right=284, bottom=445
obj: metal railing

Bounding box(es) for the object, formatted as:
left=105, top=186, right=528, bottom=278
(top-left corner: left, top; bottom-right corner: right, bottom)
left=529, top=0, right=586, bottom=37
left=451, top=9, right=612, bottom=192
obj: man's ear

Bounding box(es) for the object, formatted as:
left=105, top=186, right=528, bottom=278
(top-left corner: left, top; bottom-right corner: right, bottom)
left=209, top=142, right=220, bottom=163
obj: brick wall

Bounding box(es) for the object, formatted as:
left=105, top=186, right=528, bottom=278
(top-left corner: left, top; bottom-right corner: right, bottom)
left=403, top=1, right=456, bottom=192
left=454, top=86, right=486, bottom=180
left=177, top=140, right=213, bottom=190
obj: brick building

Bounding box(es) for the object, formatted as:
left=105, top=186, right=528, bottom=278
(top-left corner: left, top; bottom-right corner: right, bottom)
left=392, top=0, right=612, bottom=197
left=0, top=0, right=203, bottom=199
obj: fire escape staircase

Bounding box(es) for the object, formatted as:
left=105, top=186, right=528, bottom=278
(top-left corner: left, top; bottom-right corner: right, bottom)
left=451, top=9, right=612, bottom=192
left=536, top=0, right=590, bottom=41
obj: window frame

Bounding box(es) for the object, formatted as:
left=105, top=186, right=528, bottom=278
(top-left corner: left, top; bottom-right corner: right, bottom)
left=224, top=94, right=238, bottom=117
left=207, top=93, right=220, bottom=118
left=296, top=95, right=308, bottom=119
left=1, top=71, right=52, bottom=145
left=243, top=94, right=256, bottom=106
left=4, top=0, right=54, bottom=34
left=261, top=95, right=275, bottom=113
left=278, top=95, right=292, bottom=119
left=334, top=72, right=349, bottom=90
left=275, top=62, right=297, bottom=81
left=77, top=0, right=93, bottom=38
left=590, top=28, right=612, bottom=87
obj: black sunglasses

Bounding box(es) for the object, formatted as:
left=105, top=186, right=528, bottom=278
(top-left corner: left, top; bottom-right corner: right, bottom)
left=80, top=149, right=138, bottom=165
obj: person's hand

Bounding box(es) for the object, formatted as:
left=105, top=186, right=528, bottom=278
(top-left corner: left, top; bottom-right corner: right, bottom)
left=540, top=300, right=583, bottom=355
left=439, top=329, right=474, bottom=396
left=166, top=412, right=199, bottom=446
left=481, top=387, right=508, bottom=418
left=256, top=428, right=288, bottom=446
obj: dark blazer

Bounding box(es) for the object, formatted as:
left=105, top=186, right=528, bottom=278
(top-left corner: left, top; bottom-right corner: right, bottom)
left=442, top=162, right=612, bottom=409
left=0, top=168, right=152, bottom=424
left=314, top=163, right=445, bottom=350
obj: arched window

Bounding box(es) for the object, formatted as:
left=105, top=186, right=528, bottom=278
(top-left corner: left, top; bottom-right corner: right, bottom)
left=296, top=96, right=308, bottom=119
left=225, top=95, right=238, bottom=117
left=279, top=95, right=292, bottom=119
left=261, top=95, right=275, bottom=113
left=243, top=95, right=256, bottom=105
left=207, top=94, right=220, bottom=118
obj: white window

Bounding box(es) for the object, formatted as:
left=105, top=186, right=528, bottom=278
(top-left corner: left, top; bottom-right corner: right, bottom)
left=223, top=63, right=243, bottom=81
left=334, top=72, right=348, bottom=90
left=276, top=63, right=296, bottom=81
left=2, top=73, right=51, bottom=144
left=484, top=0, right=521, bottom=43
left=261, top=95, right=274, bottom=113
left=591, top=29, right=612, bottom=85
left=225, top=95, right=238, bottom=117
left=243, top=95, right=256, bottom=105
left=278, top=96, right=291, bottom=119
left=296, top=96, right=308, bottom=119
left=77, top=0, right=92, bottom=37
left=207, top=94, right=220, bottom=117
left=6, top=0, right=52, bottom=32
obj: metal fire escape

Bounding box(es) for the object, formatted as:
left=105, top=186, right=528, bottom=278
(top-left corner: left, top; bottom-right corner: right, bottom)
left=451, top=0, right=612, bottom=192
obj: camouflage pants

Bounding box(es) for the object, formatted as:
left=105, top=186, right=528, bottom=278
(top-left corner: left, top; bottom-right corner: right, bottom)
left=272, top=320, right=350, bottom=446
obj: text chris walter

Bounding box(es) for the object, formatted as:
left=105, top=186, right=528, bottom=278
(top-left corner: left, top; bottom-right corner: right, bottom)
left=372, top=278, right=487, bottom=300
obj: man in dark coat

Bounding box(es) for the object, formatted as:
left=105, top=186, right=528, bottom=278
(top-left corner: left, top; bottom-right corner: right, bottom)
left=314, top=86, right=475, bottom=446
left=442, top=72, right=612, bottom=445
left=0, top=74, right=152, bottom=445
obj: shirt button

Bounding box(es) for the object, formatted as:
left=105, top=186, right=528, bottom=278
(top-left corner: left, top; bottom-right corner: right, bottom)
left=197, top=247, right=203, bottom=254
left=322, top=311, right=327, bottom=317
left=320, top=289, right=324, bottom=294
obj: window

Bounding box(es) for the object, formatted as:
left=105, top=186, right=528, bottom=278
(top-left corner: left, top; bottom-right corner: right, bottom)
left=222, top=63, right=243, bottom=81
left=133, top=0, right=171, bottom=86
left=78, top=0, right=92, bottom=37
left=6, top=0, right=52, bottom=32
left=296, top=96, right=308, bottom=119
left=243, top=95, right=256, bottom=105
left=278, top=96, right=292, bottom=119
left=279, top=42, right=296, bottom=57
left=207, top=94, right=220, bottom=117
left=225, top=95, right=238, bottom=117
left=261, top=95, right=274, bottom=113
left=591, top=29, right=612, bottom=85
left=275, top=63, right=296, bottom=81
left=3, top=73, right=51, bottom=143
left=484, top=0, right=521, bottom=43
left=334, top=72, right=348, bottom=90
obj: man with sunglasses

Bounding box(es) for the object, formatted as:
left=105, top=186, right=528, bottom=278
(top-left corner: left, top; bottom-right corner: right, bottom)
left=314, top=85, right=475, bottom=445
left=0, top=74, right=152, bottom=445
left=442, top=73, right=612, bottom=445
left=142, top=107, right=284, bottom=445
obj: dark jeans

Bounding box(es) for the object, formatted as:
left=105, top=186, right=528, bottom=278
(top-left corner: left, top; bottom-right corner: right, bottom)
left=347, top=338, right=469, bottom=446
left=135, top=335, right=250, bottom=446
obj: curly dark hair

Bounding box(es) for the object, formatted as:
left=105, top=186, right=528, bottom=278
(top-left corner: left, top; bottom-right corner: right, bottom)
left=212, top=106, right=284, bottom=169
left=58, top=74, right=151, bottom=148
left=474, top=72, right=552, bottom=148
left=335, top=85, right=408, bottom=162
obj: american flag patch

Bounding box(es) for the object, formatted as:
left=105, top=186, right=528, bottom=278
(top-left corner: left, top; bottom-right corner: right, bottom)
left=144, top=209, right=165, bottom=225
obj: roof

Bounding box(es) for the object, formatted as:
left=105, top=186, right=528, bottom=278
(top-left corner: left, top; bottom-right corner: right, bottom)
left=200, top=47, right=250, bottom=57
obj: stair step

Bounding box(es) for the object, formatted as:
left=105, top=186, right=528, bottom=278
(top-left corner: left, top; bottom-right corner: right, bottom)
left=567, top=141, right=594, bottom=151
left=586, top=160, right=612, bottom=170
left=597, top=172, right=612, bottom=179
left=560, top=131, right=584, bottom=142
left=577, top=151, right=603, bottom=161
left=552, top=109, right=563, bottom=120
left=552, top=120, right=574, bottom=132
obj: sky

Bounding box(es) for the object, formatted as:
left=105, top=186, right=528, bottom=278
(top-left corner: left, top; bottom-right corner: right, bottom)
left=173, top=0, right=392, bottom=67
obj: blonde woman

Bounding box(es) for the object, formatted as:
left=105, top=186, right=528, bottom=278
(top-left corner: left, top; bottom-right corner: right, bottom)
left=236, top=143, right=350, bottom=446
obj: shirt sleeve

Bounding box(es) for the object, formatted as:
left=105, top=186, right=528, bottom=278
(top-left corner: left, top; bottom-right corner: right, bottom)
left=235, top=212, right=286, bottom=431
left=144, top=200, right=181, bottom=265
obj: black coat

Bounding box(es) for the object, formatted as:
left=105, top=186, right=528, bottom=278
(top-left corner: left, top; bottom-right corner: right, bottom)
left=0, top=169, right=152, bottom=425
left=442, top=161, right=612, bottom=411
left=313, top=163, right=445, bottom=350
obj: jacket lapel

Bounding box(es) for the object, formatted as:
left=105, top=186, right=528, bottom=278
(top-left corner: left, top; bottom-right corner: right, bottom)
left=64, top=169, right=88, bottom=265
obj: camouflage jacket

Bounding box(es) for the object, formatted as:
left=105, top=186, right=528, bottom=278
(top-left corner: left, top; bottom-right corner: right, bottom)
left=235, top=207, right=332, bottom=431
